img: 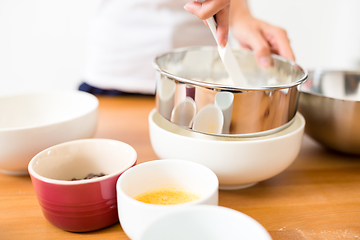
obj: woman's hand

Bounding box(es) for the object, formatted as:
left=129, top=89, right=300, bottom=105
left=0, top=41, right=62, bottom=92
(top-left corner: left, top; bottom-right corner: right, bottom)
left=185, top=0, right=295, bottom=68
left=231, top=14, right=295, bottom=68
left=184, top=0, right=230, bottom=48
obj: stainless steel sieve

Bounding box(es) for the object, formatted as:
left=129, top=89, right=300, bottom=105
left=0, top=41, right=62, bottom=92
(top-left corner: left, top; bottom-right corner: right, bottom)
left=153, top=46, right=307, bottom=137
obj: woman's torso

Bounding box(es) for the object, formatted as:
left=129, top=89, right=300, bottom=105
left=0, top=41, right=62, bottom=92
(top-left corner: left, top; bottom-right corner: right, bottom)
left=84, top=0, right=215, bottom=94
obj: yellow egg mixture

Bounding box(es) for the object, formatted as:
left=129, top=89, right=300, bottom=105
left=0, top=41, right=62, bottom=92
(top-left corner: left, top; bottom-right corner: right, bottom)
left=133, top=187, right=200, bottom=205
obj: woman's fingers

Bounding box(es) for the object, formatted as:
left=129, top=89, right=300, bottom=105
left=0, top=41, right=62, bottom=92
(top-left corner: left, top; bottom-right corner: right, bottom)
left=214, top=6, right=230, bottom=47
left=264, top=27, right=295, bottom=61
left=184, top=0, right=230, bottom=20
left=242, top=28, right=273, bottom=68
left=185, top=1, right=295, bottom=66
left=184, top=0, right=230, bottom=47
left=232, top=17, right=295, bottom=67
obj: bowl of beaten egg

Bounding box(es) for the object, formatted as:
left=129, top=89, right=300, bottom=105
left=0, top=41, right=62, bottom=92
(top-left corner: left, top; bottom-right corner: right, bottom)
left=149, top=109, right=305, bottom=190
left=116, top=159, right=218, bottom=240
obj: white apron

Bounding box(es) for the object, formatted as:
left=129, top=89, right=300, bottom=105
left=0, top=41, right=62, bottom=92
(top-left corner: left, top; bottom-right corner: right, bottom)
left=83, top=0, right=215, bottom=94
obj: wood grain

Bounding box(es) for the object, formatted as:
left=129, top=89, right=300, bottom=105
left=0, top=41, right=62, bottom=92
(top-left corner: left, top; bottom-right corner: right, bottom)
left=1, top=95, right=360, bottom=240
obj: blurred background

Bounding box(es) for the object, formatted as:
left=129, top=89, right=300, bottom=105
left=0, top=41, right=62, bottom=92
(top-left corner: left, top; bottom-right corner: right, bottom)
left=1, top=0, right=360, bottom=96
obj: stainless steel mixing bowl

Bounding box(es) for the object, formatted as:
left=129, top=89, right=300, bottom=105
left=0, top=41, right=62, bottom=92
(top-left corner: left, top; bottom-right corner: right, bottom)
left=153, top=46, right=307, bottom=136
left=299, top=70, right=360, bottom=155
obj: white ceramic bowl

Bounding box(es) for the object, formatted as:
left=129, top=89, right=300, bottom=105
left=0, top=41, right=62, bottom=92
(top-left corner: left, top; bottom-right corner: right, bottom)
left=116, top=159, right=219, bottom=240
left=136, top=205, right=272, bottom=240
left=149, top=109, right=305, bottom=190
left=0, top=90, right=98, bottom=175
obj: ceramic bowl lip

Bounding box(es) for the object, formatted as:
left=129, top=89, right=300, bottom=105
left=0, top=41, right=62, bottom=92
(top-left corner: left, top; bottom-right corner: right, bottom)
left=116, top=159, right=219, bottom=209
left=300, top=69, right=360, bottom=102
left=149, top=109, right=305, bottom=144
left=136, top=205, right=271, bottom=240
left=0, top=90, right=98, bottom=132
left=153, top=46, right=308, bottom=91
left=28, top=138, right=137, bottom=185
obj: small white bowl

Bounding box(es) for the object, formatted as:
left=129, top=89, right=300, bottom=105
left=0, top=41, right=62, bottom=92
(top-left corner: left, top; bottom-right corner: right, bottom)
left=0, top=90, right=98, bottom=175
left=149, top=109, right=305, bottom=190
left=116, top=159, right=219, bottom=240
left=136, top=205, right=272, bottom=240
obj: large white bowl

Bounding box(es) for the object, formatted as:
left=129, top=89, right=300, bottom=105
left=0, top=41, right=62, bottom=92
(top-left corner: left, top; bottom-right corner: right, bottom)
left=0, top=90, right=98, bottom=175
left=149, top=109, right=305, bottom=190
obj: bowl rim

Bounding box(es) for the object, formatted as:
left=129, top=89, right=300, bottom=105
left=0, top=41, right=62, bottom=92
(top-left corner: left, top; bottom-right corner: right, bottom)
left=28, top=138, right=137, bottom=185
left=137, top=205, right=271, bottom=240
left=0, top=90, right=98, bottom=132
left=153, top=46, right=308, bottom=91
left=116, top=159, right=219, bottom=209
left=300, top=69, right=360, bottom=102
left=149, top=109, right=305, bottom=143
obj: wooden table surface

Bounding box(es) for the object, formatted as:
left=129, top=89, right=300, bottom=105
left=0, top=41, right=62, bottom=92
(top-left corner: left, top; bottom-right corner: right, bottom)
left=1, top=95, right=360, bottom=240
